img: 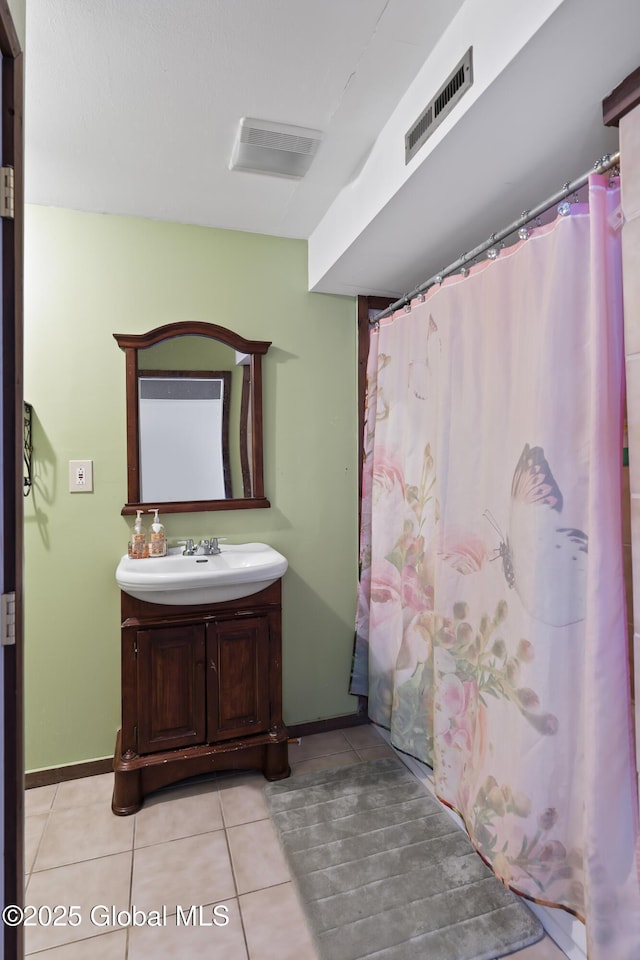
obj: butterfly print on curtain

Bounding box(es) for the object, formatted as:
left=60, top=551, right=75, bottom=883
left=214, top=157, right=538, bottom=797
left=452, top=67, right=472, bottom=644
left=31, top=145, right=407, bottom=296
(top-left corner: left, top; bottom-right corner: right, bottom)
left=490, top=444, right=588, bottom=627
left=440, top=444, right=588, bottom=627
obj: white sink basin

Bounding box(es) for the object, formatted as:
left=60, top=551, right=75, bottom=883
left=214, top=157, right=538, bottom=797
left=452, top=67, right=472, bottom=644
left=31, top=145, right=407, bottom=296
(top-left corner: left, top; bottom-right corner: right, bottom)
left=115, top=542, right=288, bottom=605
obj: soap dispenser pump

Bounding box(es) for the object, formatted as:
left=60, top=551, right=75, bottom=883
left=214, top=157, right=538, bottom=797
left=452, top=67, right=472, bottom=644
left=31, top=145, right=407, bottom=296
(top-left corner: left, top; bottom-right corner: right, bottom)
left=148, top=508, right=167, bottom=558
left=128, top=510, right=148, bottom=559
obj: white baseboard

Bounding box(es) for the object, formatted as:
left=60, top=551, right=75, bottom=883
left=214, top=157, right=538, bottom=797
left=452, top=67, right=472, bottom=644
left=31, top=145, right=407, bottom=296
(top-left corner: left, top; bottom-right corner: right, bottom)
left=377, top=729, right=587, bottom=959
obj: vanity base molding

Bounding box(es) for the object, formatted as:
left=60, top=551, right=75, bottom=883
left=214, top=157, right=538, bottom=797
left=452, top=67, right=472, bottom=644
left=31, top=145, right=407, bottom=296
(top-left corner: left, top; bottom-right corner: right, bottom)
left=112, top=727, right=289, bottom=816
left=112, top=581, right=289, bottom=815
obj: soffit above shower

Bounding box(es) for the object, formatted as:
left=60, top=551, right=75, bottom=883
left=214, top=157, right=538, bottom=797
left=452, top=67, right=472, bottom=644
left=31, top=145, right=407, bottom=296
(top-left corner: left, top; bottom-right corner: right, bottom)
left=307, top=0, right=638, bottom=297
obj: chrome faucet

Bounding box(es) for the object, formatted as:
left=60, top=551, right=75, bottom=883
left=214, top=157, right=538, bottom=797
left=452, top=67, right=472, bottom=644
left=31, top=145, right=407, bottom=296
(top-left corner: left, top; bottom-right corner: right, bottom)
left=198, top=538, right=223, bottom=556
left=177, top=538, right=196, bottom=556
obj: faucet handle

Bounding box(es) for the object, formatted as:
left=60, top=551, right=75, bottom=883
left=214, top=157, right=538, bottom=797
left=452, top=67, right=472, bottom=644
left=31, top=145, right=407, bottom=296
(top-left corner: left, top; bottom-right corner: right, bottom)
left=209, top=537, right=227, bottom=555
left=177, top=539, right=196, bottom=556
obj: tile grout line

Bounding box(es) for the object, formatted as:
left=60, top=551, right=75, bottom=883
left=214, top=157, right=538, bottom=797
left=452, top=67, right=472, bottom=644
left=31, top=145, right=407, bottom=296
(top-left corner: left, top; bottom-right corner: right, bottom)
left=134, top=822, right=227, bottom=850
left=288, top=729, right=354, bottom=765
left=217, top=779, right=249, bottom=952
left=26, top=804, right=55, bottom=880
left=126, top=808, right=138, bottom=960
left=25, top=781, right=60, bottom=880
left=24, top=928, right=123, bottom=958
left=220, top=804, right=252, bottom=960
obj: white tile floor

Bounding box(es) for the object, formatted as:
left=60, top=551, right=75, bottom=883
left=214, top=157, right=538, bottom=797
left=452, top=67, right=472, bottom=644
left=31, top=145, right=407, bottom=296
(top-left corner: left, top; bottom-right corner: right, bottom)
left=24, top=725, right=568, bottom=959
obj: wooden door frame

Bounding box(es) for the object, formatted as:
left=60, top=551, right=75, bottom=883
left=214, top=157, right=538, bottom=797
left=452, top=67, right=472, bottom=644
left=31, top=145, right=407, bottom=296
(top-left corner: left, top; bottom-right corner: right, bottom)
left=355, top=296, right=393, bottom=718
left=357, top=296, right=393, bottom=521
left=0, top=2, right=23, bottom=957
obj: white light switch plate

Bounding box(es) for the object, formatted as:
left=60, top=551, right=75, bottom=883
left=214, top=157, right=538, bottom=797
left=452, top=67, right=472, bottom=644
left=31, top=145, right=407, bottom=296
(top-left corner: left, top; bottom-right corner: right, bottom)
left=69, top=459, right=93, bottom=493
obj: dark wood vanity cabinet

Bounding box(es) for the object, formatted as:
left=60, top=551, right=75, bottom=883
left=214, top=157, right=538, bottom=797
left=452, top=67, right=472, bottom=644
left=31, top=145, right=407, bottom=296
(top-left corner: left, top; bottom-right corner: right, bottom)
left=207, top=616, right=271, bottom=741
left=135, top=622, right=207, bottom=754
left=112, top=581, right=289, bottom=815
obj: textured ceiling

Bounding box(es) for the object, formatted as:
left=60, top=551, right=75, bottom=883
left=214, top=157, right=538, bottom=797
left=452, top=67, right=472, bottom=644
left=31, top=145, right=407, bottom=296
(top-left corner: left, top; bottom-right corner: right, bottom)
left=24, top=1, right=640, bottom=298
left=25, top=0, right=464, bottom=238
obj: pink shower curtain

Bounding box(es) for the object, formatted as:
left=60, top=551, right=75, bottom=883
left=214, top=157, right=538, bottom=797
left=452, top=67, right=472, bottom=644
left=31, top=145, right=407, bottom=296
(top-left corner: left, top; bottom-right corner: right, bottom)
left=353, top=175, right=640, bottom=958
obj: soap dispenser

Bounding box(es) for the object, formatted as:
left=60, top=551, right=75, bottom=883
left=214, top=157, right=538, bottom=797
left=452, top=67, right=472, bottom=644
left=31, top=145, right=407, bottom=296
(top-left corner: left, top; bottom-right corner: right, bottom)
left=128, top=510, right=148, bottom=559
left=148, top=508, right=167, bottom=558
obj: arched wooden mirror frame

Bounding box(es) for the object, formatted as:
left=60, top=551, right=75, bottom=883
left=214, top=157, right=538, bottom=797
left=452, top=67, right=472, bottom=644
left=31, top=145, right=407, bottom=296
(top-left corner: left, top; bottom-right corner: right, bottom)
left=114, top=321, right=271, bottom=514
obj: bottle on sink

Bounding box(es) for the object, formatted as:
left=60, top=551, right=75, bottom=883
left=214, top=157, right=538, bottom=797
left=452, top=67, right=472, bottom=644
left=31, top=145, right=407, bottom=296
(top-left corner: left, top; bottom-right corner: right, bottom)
left=128, top=510, right=148, bottom=559
left=148, top=508, right=167, bottom=558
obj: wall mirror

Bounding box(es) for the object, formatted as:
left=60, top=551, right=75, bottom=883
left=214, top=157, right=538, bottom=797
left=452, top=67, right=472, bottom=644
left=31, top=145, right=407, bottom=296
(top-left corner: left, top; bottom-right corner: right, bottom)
left=114, top=321, right=271, bottom=514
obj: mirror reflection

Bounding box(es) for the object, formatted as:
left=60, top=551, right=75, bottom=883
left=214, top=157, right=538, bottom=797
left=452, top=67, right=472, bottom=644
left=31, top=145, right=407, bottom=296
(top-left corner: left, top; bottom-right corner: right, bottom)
left=114, top=321, right=271, bottom=514
left=138, top=368, right=232, bottom=501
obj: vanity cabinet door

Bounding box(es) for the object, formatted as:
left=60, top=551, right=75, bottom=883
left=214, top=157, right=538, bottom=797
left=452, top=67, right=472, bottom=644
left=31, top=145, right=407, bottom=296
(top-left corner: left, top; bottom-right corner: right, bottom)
left=206, top=616, right=270, bottom=742
left=136, top=624, right=206, bottom=754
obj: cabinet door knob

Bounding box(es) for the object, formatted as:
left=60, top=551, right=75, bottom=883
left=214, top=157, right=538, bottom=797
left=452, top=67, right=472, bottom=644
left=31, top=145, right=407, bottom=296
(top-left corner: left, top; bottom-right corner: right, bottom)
left=209, top=660, right=217, bottom=672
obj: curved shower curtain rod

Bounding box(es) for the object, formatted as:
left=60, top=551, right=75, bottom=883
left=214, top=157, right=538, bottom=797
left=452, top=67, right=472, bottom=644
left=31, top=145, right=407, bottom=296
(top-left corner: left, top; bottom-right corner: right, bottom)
left=371, top=151, right=621, bottom=324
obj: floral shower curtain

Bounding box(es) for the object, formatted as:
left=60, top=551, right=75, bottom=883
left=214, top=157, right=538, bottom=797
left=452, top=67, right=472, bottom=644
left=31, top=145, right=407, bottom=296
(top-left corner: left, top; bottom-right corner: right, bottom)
left=352, top=175, right=640, bottom=958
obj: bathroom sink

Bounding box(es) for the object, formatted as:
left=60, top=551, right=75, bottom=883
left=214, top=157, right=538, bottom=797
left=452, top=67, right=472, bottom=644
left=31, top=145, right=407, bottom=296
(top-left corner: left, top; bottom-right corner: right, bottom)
left=115, top=542, right=288, bottom=605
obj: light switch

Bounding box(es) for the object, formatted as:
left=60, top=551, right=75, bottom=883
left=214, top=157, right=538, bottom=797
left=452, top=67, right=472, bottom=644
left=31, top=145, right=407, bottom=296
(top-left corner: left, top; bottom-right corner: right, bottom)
left=69, top=459, right=93, bottom=493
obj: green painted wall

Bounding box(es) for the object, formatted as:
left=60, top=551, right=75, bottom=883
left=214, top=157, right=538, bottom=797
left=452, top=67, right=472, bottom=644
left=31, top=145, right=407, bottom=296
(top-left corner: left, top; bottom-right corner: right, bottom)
left=24, top=205, right=359, bottom=771
left=8, top=0, right=25, bottom=49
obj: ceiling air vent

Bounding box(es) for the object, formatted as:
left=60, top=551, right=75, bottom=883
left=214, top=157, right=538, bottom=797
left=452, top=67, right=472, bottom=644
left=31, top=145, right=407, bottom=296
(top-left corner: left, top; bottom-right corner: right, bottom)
left=405, top=47, right=473, bottom=164
left=230, top=118, right=323, bottom=179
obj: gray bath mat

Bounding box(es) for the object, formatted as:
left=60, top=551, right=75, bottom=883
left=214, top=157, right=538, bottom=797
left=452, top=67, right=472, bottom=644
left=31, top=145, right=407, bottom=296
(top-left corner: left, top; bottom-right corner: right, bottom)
left=265, top=757, right=544, bottom=960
